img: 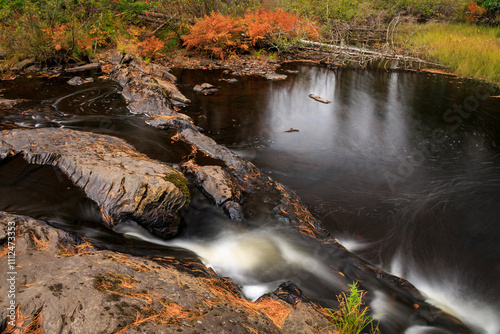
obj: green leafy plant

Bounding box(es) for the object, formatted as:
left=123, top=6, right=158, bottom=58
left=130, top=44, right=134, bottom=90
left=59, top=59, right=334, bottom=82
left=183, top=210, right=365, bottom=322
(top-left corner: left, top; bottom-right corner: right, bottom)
left=326, top=282, right=381, bottom=334
left=479, top=0, right=500, bottom=11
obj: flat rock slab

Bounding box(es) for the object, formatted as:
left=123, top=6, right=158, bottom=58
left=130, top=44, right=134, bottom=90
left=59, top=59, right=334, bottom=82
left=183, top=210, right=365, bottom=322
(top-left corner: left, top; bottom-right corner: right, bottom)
left=0, top=128, right=189, bottom=237
left=0, top=212, right=330, bottom=334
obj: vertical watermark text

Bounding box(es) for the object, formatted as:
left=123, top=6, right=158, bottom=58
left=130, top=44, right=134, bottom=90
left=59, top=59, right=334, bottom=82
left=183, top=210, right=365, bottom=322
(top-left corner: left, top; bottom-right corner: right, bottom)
left=5, top=220, right=17, bottom=327
left=383, top=84, right=496, bottom=192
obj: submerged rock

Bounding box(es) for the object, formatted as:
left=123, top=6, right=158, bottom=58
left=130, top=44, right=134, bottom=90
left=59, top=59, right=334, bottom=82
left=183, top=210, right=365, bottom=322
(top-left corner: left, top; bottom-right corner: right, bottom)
left=0, top=128, right=190, bottom=238
left=67, top=76, right=84, bottom=86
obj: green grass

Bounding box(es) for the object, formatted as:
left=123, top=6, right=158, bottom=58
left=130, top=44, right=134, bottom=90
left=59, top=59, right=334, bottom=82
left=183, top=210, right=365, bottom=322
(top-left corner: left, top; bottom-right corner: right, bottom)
left=400, top=22, right=500, bottom=84
left=326, top=282, right=381, bottom=334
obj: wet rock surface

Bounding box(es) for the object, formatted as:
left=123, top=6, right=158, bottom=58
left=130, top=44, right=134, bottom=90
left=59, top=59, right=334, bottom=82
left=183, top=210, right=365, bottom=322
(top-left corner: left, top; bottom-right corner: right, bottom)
left=0, top=212, right=331, bottom=334
left=67, top=76, right=84, bottom=86
left=265, top=73, right=288, bottom=81
left=0, top=128, right=189, bottom=238
left=0, top=98, right=24, bottom=107
left=108, top=58, right=191, bottom=118
left=193, top=82, right=219, bottom=95
left=195, top=165, right=236, bottom=206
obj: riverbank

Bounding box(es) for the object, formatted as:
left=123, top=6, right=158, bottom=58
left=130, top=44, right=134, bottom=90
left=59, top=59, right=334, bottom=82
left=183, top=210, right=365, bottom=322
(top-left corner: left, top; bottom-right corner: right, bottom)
left=1, top=0, right=500, bottom=86
left=397, top=21, right=500, bottom=85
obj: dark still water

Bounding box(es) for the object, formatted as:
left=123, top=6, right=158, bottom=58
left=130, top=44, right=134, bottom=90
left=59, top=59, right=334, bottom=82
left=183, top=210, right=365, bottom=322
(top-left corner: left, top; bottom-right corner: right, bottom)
left=172, top=64, right=500, bottom=333
left=1, top=65, right=499, bottom=333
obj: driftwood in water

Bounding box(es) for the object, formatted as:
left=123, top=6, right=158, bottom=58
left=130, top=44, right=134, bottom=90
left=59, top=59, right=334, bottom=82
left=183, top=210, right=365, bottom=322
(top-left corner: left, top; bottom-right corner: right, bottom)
left=309, top=94, right=331, bottom=104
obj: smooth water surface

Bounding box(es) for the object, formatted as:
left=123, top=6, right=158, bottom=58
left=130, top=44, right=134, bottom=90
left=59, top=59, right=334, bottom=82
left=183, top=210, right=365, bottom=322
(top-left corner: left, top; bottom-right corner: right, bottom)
left=172, top=64, right=500, bottom=333
left=1, top=66, right=500, bottom=333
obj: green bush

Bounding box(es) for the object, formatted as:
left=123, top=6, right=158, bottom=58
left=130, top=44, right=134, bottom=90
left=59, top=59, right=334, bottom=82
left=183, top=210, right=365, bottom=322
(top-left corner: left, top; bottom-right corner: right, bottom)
left=0, top=0, right=154, bottom=63
left=374, top=0, right=464, bottom=18
left=479, top=0, right=500, bottom=11
left=326, top=282, right=381, bottom=334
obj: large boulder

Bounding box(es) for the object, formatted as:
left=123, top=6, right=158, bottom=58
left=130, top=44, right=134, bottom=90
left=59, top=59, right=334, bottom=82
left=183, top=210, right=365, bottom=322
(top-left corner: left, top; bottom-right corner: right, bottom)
left=0, top=128, right=189, bottom=237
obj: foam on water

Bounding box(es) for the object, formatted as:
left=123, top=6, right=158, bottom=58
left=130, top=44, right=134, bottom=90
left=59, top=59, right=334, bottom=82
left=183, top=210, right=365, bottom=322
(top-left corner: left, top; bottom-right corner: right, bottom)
left=390, top=256, right=500, bottom=334
left=114, top=222, right=342, bottom=300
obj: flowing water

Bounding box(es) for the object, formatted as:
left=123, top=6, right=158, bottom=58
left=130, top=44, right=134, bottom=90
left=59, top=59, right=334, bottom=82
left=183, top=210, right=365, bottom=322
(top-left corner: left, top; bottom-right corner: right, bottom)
left=172, top=64, right=500, bottom=334
left=1, top=65, right=499, bottom=333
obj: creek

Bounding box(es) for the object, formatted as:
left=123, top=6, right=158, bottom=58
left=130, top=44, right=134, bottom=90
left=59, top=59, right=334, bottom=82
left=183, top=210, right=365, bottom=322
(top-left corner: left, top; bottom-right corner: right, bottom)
left=0, top=63, right=499, bottom=333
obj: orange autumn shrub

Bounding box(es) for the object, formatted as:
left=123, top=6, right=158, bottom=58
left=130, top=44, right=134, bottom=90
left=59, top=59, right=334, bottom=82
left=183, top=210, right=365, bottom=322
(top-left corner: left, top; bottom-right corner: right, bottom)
left=182, top=12, right=248, bottom=59
left=138, top=35, right=165, bottom=60
left=244, top=9, right=320, bottom=46
left=182, top=9, right=320, bottom=58
left=41, top=23, right=104, bottom=60
left=466, top=1, right=486, bottom=22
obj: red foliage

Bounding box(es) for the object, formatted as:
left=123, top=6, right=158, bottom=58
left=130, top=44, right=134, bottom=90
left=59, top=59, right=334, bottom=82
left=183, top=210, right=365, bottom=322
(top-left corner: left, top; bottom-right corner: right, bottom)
left=182, top=9, right=320, bottom=58
left=182, top=12, right=246, bottom=59
left=43, top=24, right=70, bottom=51
left=138, top=36, right=165, bottom=60
left=244, top=9, right=319, bottom=46
left=466, top=1, right=486, bottom=22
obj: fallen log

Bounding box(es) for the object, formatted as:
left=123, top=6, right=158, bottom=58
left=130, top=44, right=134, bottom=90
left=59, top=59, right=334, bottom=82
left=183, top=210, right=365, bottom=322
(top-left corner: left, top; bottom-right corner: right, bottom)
left=298, top=39, right=442, bottom=66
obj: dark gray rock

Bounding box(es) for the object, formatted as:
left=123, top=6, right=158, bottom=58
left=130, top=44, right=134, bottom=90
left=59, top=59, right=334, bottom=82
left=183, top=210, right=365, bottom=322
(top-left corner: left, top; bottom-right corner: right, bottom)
left=112, top=65, right=189, bottom=117
left=222, top=200, right=244, bottom=221
left=195, top=165, right=237, bottom=206
left=178, top=128, right=259, bottom=174
left=26, top=64, right=42, bottom=72
left=155, top=77, right=191, bottom=105
left=113, top=67, right=131, bottom=86
left=131, top=59, right=176, bottom=82
left=12, top=58, right=35, bottom=71
left=108, top=51, right=123, bottom=65
left=67, top=76, right=84, bottom=86
left=193, top=83, right=219, bottom=95
left=0, top=128, right=190, bottom=238
left=122, top=53, right=134, bottom=64
left=145, top=114, right=198, bottom=131
left=121, top=74, right=175, bottom=116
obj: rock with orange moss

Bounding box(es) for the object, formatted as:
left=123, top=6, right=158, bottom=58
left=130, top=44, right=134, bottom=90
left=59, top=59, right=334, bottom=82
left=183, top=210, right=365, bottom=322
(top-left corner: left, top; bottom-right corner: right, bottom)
left=0, top=212, right=331, bottom=334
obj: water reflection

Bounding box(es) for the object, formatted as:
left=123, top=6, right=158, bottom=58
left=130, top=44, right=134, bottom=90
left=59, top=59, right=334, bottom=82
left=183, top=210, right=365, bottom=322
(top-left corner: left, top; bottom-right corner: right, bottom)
left=174, top=64, right=500, bottom=333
